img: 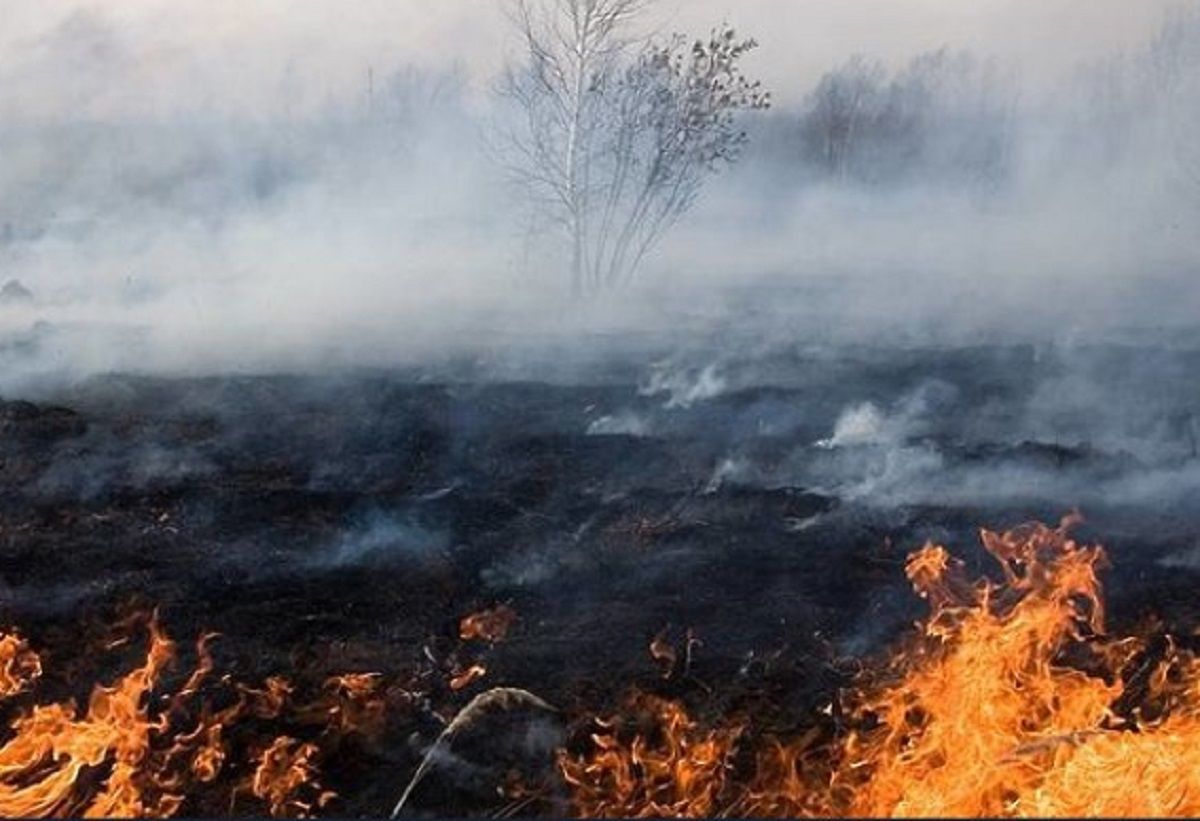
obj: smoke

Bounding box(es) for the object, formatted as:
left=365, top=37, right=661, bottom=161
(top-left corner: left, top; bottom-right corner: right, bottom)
left=587, top=411, right=651, bottom=437
left=640, top=362, right=728, bottom=410
left=818, top=382, right=958, bottom=449
left=0, top=5, right=525, bottom=388
left=688, top=343, right=1200, bottom=515
left=315, top=512, right=447, bottom=570
left=35, top=440, right=217, bottom=503
left=0, top=2, right=1195, bottom=392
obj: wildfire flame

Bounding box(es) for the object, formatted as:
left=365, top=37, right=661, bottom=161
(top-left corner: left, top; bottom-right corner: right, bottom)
left=0, top=613, right=385, bottom=818
left=6, top=516, right=1197, bottom=817
left=561, top=516, right=1200, bottom=817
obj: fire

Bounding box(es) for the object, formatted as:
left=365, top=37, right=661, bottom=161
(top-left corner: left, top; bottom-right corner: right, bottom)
left=559, top=694, right=742, bottom=819
left=249, top=738, right=334, bottom=818
left=0, top=612, right=385, bottom=818
left=0, top=631, right=41, bottom=696
left=0, top=615, right=179, bottom=817
left=459, top=605, right=518, bottom=645
left=829, top=516, right=1127, bottom=817
left=303, top=673, right=387, bottom=742
left=449, top=663, right=489, bottom=692
left=6, top=515, right=1198, bottom=817
left=561, top=516, right=1200, bottom=818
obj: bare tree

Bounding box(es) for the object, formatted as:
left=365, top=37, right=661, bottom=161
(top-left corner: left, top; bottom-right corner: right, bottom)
left=498, top=0, right=768, bottom=294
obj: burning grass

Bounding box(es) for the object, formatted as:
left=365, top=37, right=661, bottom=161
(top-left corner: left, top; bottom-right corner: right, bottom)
left=3, top=516, right=1200, bottom=817
left=560, top=515, right=1200, bottom=817
left=0, top=612, right=387, bottom=817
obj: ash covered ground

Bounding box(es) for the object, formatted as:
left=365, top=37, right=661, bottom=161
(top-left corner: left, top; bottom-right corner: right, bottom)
left=2, top=331, right=1199, bottom=815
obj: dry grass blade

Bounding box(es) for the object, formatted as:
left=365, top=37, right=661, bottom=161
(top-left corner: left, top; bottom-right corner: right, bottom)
left=391, top=688, right=555, bottom=818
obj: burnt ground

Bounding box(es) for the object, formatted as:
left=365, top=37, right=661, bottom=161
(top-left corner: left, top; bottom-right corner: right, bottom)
left=1, top=340, right=1200, bottom=816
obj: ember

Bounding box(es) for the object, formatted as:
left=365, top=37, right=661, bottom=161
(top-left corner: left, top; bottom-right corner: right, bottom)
left=449, top=664, right=489, bottom=692
left=459, top=605, right=518, bottom=645
left=648, top=629, right=677, bottom=678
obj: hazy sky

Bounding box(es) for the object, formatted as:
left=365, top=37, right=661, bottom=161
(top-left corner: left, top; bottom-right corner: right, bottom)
left=0, top=0, right=1195, bottom=376
left=0, top=0, right=1183, bottom=117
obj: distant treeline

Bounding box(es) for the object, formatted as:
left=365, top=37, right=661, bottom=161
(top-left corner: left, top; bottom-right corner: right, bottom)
left=755, top=49, right=1016, bottom=189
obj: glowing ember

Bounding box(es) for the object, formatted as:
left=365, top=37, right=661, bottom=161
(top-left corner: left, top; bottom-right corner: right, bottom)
left=459, top=605, right=518, bottom=645
left=449, top=664, right=489, bottom=692
left=561, top=516, right=1200, bottom=818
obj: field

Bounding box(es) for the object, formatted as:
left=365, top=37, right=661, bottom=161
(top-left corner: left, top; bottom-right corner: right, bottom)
left=2, top=338, right=1198, bottom=815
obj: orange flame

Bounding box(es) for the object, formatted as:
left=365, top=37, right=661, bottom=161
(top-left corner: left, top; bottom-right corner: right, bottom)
left=295, top=673, right=388, bottom=743
left=460, top=605, right=518, bottom=645
left=562, top=516, right=1200, bottom=818
left=0, top=631, right=41, bottom=697
left=250, top=738, right=335, bottom=818
left=0, top=612, right=386, bottom=817
left=560, top=694, right=742, bottom=818
left=449, top=663, right=489, bottom=692
left=0, top=615, right=178, bottom=817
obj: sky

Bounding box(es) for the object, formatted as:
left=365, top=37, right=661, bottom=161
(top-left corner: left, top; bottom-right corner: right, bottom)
left=0, top=0, right=1183, bottom=118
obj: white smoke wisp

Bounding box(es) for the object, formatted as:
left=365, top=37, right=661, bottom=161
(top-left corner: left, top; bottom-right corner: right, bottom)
left=817, top=403, right=887, bottom=449
left=640, top=363, right=727, bottom=410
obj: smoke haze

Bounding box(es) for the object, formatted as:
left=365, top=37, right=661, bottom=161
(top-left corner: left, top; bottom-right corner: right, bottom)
left=0, top=0, right=1196, bottom=387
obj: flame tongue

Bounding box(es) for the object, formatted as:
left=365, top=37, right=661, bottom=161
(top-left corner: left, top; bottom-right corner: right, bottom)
left=250, top=737, right=335, bottom=817
left=0, top=632, right=41, bottom=697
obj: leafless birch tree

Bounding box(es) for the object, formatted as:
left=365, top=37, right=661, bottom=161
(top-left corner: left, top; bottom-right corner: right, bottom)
left=498, top=0, right=768, bottom=294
